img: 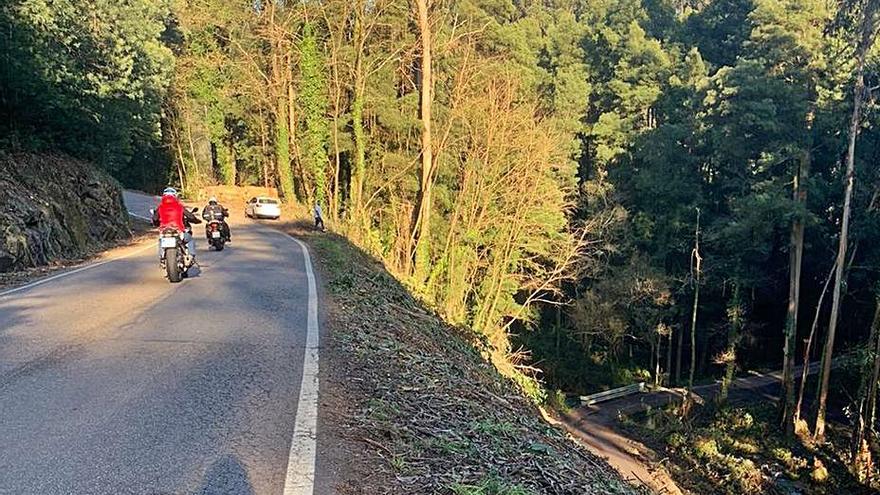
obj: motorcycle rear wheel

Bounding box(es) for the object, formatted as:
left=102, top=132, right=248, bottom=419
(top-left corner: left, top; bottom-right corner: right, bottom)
left=165, top=247, right=183, bottom=283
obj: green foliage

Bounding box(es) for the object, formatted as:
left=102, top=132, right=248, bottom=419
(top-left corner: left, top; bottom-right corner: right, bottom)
left=1, top=0, right=174, bottom=186
left=450, top=478, right=534, bottom=495
left=298, top=22, right=330, bottom=205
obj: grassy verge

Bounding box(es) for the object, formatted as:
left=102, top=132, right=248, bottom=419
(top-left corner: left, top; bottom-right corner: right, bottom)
left=620, top=401, right=877, bottom=495
left=294, top=227, right=642, bottom=494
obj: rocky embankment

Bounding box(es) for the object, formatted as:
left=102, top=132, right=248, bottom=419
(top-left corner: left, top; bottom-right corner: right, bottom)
left=0, top=152, right=130, bottom=272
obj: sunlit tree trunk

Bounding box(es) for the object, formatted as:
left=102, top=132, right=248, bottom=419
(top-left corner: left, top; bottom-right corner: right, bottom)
left=685, top=208, right=702, bottom=414
left=350, top=0, right=368, bottom=225
left=782, top=107, right=813, bottom=435
left=259, top=107, right=270, bottom=188
left=815, top=11, right=875, bottom=439
left=411, top=0, right=435, bottom=283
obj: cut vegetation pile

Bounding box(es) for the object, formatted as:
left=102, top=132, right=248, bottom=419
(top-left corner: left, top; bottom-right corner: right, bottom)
left=284, top=223, right=640, bottom=495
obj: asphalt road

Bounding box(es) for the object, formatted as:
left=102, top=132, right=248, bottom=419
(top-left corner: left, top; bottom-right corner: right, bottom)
left=0, top=192, right=321, bottom=494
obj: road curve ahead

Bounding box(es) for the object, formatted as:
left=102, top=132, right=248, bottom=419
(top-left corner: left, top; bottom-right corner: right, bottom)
left=0, top=192, right=320, bottom=494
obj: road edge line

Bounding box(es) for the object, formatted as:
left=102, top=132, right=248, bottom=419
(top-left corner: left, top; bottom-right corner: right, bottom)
left=283, top=235, right=320, bottom=495
left=128, top=211, right=153, bottom=221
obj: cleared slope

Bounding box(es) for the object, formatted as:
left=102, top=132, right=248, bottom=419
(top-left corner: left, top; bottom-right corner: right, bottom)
left=278, top=221, right=642, bottom=495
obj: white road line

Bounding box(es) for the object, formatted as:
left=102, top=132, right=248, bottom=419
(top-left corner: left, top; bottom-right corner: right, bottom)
left=0, top=243, right=154, bottom=298
left=128, top=211, right=153, bottom=221
left=281, top=234, right=320, bottom=495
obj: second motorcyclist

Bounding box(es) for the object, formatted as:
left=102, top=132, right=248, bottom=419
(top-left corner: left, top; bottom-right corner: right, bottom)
left=202, top=196, right=231, bottom=242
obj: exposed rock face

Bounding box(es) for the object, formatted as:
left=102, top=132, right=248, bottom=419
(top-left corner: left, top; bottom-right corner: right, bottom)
left=0, top=152, right=130, bottom=272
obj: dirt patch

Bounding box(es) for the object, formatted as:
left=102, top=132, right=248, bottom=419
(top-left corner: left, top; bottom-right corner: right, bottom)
left=562, top=407, right=683, bottom=495
left=271, top=218, right=643, bottom=495
left=194, top=185, right=279, bottom=208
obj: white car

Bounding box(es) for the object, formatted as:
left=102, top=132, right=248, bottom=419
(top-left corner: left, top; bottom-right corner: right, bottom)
left=245, top=197, right=281, bottom=220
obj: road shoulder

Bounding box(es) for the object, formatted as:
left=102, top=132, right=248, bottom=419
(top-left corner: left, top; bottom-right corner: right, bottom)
left=0, top=221, right=154, bottom=295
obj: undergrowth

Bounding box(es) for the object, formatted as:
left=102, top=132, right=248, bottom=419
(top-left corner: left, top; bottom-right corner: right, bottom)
left=621, top=402, right=877, bottom=495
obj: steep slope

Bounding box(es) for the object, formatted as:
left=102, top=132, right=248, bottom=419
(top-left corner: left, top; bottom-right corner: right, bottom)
left=279, top=221, right=642, bottom=495
left=0, top=152, right=130, bottom=272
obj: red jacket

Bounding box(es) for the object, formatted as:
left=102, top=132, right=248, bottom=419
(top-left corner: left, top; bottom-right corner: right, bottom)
left=155, top=195, right=185, bottom=231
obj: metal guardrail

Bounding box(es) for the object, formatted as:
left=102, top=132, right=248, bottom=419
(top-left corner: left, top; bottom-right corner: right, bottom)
left=579, top=382, right=646, bottom=406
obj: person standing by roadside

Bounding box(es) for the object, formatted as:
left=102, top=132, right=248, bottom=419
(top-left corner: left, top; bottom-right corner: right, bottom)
left=314, top=202, right=325, bottom=231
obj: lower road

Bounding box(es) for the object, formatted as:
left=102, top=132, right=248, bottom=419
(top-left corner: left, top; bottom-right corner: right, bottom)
left=0, top=191, right=322, bottom=494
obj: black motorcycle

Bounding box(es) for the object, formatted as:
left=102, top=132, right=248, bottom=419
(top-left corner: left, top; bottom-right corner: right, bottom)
left=205, top=220, right=227, bottom=251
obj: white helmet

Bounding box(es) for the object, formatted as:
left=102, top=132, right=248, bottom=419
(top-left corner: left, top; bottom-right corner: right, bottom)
left=208, top=196, right=218, bottom=204
left=162, top=187, right=178, bottom=197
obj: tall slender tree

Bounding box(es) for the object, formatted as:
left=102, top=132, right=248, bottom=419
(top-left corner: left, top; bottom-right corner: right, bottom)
left=815, top=0, right=880, bottom=441
left=411, top=0, right=435, bottom=282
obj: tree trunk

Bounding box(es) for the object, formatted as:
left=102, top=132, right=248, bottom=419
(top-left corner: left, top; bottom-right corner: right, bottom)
left=850, top=296, right=880, bottom=479
left=269, top=5, right=294, bottom=201
left=794, top=258, right=836, bottom=426
left=686, top=208, right=702, bottom=412
left=411, top=0, right=434, bottom=283
left=229, top=140, right=237, bottom=186
left=287, top=52, right=303, bottom=203
left=275, top=95, right=293, bottom=200
left=783, top=109, right=813, bottom=435
left=666, top=328, right=674, bottom=387
left=719, top=284, right=743, bottom=405
left=175, top=138, right=188, bottom=193
left=329, top=65, right=341, bottom=221
left=676, top=322, right=683, bottom=386
left=654, top=331, right=662, bottom=388
left=259, top=107, right=270, bottom=188
left=350, top=2, right=367, bottom=225
left=815, top=32, right=871, bottom=441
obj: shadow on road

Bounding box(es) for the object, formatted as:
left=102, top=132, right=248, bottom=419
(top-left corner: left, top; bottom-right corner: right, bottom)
left=197, top=454, right=255, bottom=495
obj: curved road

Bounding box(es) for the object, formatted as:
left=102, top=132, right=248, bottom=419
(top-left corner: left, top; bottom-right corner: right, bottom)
left=0, top=192, right=322, bottom=494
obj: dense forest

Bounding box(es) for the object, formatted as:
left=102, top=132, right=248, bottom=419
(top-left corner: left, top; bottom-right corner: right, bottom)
left=4, top=0, right=880, bottom=488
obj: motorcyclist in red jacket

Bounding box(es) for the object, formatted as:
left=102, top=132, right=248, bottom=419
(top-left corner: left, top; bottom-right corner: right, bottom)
left=151, top=187, right=201, bottom=262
